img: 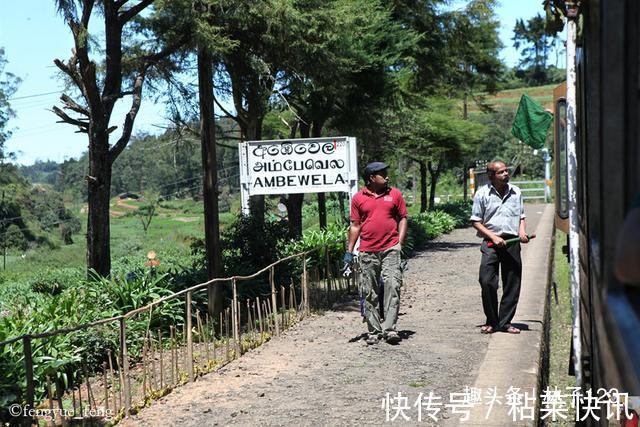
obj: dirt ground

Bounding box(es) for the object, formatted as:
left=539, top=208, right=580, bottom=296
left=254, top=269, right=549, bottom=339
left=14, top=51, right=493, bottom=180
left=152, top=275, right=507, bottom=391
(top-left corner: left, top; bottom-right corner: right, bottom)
left=120, top=207, right=544, bottom=426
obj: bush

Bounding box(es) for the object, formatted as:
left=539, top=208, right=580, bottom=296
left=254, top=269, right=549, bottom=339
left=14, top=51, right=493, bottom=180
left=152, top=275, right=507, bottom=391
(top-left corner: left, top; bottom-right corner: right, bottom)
left=29, top=267, right=84, bottom=295
left=403, top=210, right=457, bottom=256
left=0, top=268, right=184, bottom=421
left=281, top=222, right=347, bottom=269
left=413, top=210, right=456, bottom=238
left=404, top=218, right=429, bottom=256
left=219, top=214, right=291, bottom=277
left=3, top=224, right=28, bottom=250
left=433, top=200, right=472, bottom=228
left=0, top=285, right=114, bottom=419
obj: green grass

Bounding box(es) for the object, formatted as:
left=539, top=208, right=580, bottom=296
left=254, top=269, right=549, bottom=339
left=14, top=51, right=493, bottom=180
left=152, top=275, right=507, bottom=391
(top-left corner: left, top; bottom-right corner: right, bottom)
left=0, top=197, right=234, bottom=280
left=469, top=84, right=558, bottom=113
left=490, top=94, right=553, bottom=105
left=548, top=231, right=576, bottom=425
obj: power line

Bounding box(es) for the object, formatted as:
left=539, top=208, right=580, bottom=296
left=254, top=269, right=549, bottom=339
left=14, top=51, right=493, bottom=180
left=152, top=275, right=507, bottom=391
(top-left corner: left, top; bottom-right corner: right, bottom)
left=8, top=90, right=62, bottom=101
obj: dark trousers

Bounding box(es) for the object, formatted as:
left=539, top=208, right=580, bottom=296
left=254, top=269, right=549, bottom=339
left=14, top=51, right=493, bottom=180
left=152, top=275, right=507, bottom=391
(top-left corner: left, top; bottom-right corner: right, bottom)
left=478, top=239, right=522, bottom=330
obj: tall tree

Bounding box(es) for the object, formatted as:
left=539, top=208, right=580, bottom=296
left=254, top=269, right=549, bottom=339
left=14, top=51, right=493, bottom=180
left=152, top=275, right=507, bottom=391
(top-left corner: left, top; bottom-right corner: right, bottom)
left=207, top=0, right=299, bottom=226
left=52, top=0, right=188, bottom=276
left=445, top=0, right=503, bottom=119
left=512, top=13, right=559, bottom=85
left=278, top=0, right=417, bottom=236
left=0, top=47, right=21, bottom=161
left=444, top=0, right=503, bottom=199
left=383, top=100, right=486, bottom=211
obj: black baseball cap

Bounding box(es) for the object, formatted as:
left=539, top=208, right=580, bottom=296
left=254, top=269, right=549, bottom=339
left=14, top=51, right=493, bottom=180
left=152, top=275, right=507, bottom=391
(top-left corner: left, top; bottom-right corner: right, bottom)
left=364, top=162, right=389, bottom=180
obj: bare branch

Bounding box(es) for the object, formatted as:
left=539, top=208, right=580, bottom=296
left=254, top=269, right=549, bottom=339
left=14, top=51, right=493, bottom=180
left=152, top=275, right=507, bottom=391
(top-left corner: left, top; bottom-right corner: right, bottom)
left=80, top=0, right=93, bottom=28
left=273, top=88, right=305, bottom=125
left=102, top=91, right=135, bottom=103
left=118, top=0, right=154, bottom=26
left=170, top=117, right=201, bottom=138
left=109, top=72, right=145, bottom=163
left=53, top=58, right=83, bottom=96
left=60, top=94, right=89, bottom=116
left=51, top=106, right=89, bottom=130
left=213, top=95, right=237, bottom=121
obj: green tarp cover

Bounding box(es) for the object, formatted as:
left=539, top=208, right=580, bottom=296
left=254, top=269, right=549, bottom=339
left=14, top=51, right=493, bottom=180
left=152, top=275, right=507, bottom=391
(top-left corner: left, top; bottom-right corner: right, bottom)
left=511, top=93, right=553, bottom=149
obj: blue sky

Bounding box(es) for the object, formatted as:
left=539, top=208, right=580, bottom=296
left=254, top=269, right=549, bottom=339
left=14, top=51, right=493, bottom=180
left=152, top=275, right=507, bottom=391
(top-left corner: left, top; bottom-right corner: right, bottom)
left=1, top=1, right=558, bottom=166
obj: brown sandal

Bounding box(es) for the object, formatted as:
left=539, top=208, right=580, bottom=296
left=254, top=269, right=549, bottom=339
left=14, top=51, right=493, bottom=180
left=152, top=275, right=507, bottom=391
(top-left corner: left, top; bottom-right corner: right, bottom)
left=505, top=326, right=521, bottom=334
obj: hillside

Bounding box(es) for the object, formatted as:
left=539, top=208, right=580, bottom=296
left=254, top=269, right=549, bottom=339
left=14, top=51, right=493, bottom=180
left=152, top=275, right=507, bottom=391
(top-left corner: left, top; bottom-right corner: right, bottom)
left=470, top=83, right=558, bottom=113
left=0, top=165, right=81, bottom=253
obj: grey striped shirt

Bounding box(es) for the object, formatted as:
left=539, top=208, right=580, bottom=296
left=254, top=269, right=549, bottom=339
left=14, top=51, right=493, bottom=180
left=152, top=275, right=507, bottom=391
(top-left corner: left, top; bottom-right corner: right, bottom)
left=470, top=183, right=525, bottom=237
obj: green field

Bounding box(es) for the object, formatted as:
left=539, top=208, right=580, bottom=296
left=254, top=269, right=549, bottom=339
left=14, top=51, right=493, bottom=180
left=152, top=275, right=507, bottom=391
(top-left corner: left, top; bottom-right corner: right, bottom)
left=469, top=83, right=558, bottom=113
left=2, top=197, right=210, bottom=275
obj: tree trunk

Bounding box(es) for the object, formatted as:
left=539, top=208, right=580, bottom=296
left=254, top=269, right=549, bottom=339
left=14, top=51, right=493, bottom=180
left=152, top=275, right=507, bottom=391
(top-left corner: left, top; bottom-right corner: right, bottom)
left=87, top=133, right=111, bottom=277
left=284, top=193, right=304, bottom=238
left=462, top=90, right=469, bottom=202
left=312, top=120, right=327, bottom=229
left=317, top=194, right=327, bottom=229
left=245, top=118, right=265, bottom=225
left=427, top=159, right=442, bottom=211
left=198, top=46, right=222, bottom=316
left=52, top=0, right=180, bottom=279
left=337, top=192, right=348, bottom=225
left=284, top=121, right=304, bottom=238
left=420, top=161, right=427, bottom=213
left=463, top=92, right=468, bottom=121
left=463, top=168, right=468, bottom=201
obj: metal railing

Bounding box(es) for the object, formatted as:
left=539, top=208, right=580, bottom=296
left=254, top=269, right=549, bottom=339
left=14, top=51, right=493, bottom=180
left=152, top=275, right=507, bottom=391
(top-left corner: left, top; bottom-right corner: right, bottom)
left=1, top=244, right=352, bottom=425
left=511, top=180, right=549, bottom=201
left=469, top=169, right=550, bottom=203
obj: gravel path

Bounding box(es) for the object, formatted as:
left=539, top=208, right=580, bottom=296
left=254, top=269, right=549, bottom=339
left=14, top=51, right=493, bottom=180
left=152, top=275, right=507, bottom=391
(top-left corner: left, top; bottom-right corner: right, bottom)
left=121, top=207, right=544, bottom=426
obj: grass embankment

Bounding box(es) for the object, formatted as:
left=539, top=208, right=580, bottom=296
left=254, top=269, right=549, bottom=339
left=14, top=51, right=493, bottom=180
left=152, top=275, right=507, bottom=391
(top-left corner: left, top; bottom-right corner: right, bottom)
left=487, top=84, right=557, bottom=110
left=547, top=231, right=576, bottom=424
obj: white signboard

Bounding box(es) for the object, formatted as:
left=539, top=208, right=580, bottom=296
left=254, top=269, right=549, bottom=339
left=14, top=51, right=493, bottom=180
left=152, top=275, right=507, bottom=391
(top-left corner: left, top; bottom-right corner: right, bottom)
left=239, top=137, right=359, bottom=215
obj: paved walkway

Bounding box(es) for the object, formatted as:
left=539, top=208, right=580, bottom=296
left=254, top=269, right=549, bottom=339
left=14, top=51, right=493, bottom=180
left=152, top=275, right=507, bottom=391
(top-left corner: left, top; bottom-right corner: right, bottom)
left=120, top=204, right=554, bottom=426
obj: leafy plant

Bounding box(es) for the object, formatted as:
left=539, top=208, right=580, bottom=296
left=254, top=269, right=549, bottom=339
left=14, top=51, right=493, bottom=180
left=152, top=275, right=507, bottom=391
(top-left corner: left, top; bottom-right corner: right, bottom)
left=29, top=267, right=84, bottom=296
left=136, top=200, right=158, bottom=233
left=282, top=221, right=347, bottom=269
left=433, top=200, right=472, bottom=228
left=403, top=210, right=458, bottom=256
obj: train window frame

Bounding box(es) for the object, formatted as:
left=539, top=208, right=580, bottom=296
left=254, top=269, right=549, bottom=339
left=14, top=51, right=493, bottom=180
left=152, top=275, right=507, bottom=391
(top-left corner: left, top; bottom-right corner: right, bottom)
left=554, top=98, right=569, bottom=219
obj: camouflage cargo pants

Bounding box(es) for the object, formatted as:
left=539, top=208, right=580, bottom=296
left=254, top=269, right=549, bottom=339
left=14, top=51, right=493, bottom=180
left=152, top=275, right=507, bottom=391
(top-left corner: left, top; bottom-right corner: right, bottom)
left=359, top=243, right=402, bottom=335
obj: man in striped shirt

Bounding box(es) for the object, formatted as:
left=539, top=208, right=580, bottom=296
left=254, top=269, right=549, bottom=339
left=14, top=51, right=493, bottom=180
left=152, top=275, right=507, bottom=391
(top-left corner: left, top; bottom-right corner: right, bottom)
left=470, top=161, right=529, bottom=334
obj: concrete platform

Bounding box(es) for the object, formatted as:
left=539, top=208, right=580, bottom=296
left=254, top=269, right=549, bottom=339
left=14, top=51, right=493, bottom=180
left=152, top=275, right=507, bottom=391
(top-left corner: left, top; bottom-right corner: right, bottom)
left=466, top=204, right=555, bottom=426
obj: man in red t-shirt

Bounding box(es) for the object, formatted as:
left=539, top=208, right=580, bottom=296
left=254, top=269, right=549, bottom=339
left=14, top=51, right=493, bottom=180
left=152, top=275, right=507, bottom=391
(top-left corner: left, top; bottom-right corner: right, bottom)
left=345, top=162, right=408, bottom=345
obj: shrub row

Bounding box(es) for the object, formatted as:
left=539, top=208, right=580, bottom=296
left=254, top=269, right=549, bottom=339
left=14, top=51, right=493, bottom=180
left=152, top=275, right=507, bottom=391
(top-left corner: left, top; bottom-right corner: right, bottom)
left=403, top=200, right=472, bottom=256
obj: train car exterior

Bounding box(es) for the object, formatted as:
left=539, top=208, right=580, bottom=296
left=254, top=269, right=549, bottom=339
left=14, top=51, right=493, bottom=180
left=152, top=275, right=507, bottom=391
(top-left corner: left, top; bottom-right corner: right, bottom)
left=553, top=0, right=640, bottom=409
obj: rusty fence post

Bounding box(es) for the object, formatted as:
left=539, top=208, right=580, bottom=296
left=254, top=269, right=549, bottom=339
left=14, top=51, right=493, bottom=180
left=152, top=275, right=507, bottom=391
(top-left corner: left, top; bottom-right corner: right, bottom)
left=119, top=317, right=131, bottom=417
left=269, top=267, right=280, bottom=336
left=186, top=291, right=194, bottom=382
left=23, top=336, right=35, bottom=425
left=303, top=256, right=309, bottom=315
